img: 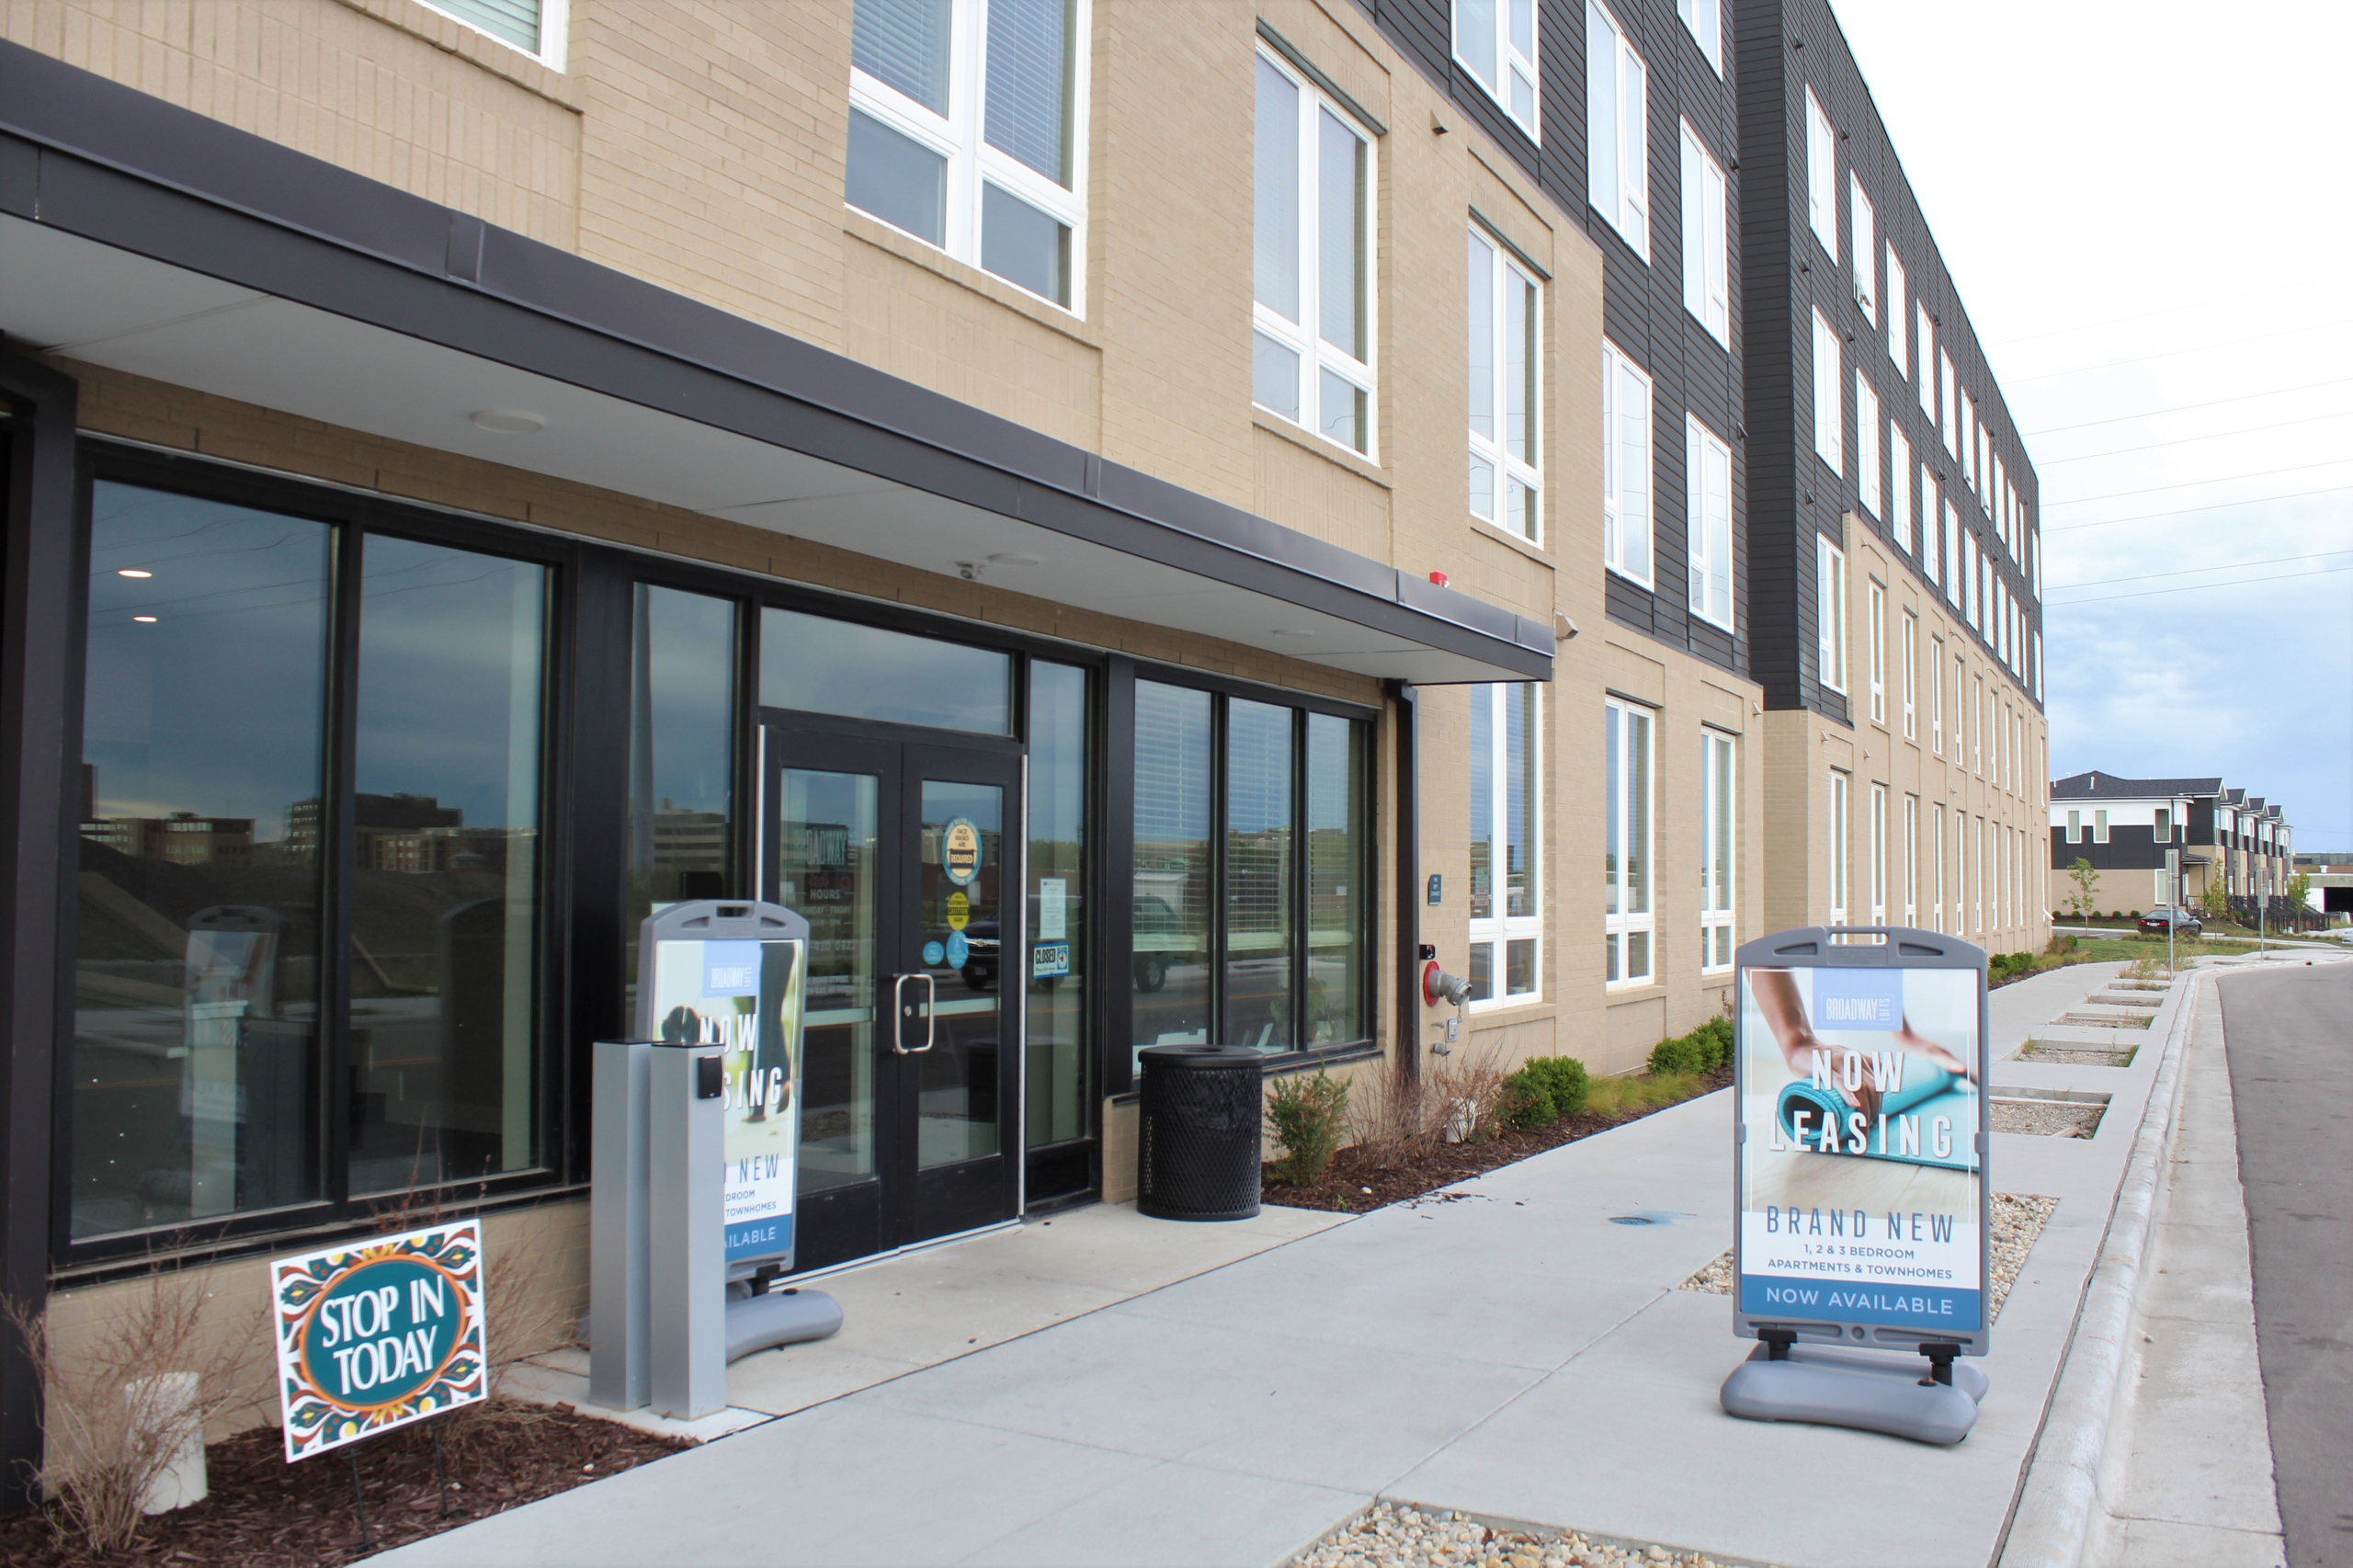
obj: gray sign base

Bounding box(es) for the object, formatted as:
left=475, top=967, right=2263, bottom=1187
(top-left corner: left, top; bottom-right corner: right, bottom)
left=725, top=1287, right=843, bottom=1363
left=1721, top=1344, right=1983, bottom=1446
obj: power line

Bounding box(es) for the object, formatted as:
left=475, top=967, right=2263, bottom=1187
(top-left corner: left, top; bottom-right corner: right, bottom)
left=2042, top=455, right=2353, bottom=507
left=2021, top=375, right=2353, bottom=437
left=2011, top=316, right=2353, bottom=384
left=2042, top=483, right=2353, bottom=534
left=2038, top=406, right=2353, bottom=465
left=2048, top=549, right=2353, bottom=594
left=2049, top=562, right=2353, bottom=607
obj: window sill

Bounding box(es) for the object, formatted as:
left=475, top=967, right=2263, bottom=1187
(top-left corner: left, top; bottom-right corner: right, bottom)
left=1604, top=562, right=1657, bottom=593
left=1470, top=515, right=1552, bottom=565
left=845, top=210, right=1102, bottom=350
left=329, top=0, right=583, bottom=109
left=1466, top=997, right=1554, bottom=1024
left=1605, top=980, right=1666, bottom=1001
left=1250, top=411, right=1392, bottom=488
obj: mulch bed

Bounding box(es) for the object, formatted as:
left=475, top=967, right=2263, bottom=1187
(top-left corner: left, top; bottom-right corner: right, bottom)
left=1263, top=1066, right=1733, bottom=1212
left=0, top=1400, right=692, bottom=1567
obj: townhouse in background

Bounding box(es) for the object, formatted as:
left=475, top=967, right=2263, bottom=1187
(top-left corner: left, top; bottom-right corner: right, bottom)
left=2049, top=771, right=2296, bottom=921
left=0, top=0, right=2031, bottom=1498
left=1737, top=0, right=2047, bottom=958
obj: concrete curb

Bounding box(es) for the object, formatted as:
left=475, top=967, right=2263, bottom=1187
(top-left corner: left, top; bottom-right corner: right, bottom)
left=1995, top=967, right=2204, bottom=1568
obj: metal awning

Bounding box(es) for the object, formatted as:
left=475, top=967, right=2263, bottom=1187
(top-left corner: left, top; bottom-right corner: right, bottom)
left=0, top=41, right=1549, bottom=686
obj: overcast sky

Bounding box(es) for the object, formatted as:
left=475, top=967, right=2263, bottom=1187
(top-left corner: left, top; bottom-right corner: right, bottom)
left=1833, top=0, right=2353, bottom=854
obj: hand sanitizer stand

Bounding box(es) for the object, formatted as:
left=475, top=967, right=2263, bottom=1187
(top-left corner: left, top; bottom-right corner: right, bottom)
left=591, top=901, right=842, bottom=1422
left=1718, top=926, right=1991, bottom=1446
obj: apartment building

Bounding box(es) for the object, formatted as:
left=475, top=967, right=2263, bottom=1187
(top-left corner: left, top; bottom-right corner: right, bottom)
left=1734, top=0, right=2048, bottom=955
left=0, top=0, right=1801, bottom=1493
left=2046, top=772, right=2296, bottom=920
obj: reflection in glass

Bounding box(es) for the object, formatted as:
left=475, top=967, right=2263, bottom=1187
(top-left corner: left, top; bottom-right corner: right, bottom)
left=627, top=586, right=737, bottom=1027
left=846, top=108, right=948, bottom=246
left=74, top=483, right=331, bottom=1237
left=1131, top=682, right=1211, bottom=1062
left=1306, top=714, right=1366, bottom=1045
left=761, top=608, right=1009, bottom=733
left=1025, top=663, right=1086, bottom=1149
left=1506, top=683, right=1535, bottom=917
left=780, top=769, right=877, bottom=1192
left=919, top=779, right=1002, bottom=1166
left=1253, top=57, right=1300, bottom=323
left=1471, top=687, right=1494, bottom=920
left=1318, top=108, right=1367, bottom=358
left=1225, top=699, right=1293, bottom=1052
left=982, top=182, right=1072, bottom=306
left=350, top=538, right=546, bottom=1194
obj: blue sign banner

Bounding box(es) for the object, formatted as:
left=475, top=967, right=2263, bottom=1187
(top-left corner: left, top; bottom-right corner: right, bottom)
left=1740, top=1276, right=1982, bottom=1330
left=1811, top=966, right=1904, bottom=1031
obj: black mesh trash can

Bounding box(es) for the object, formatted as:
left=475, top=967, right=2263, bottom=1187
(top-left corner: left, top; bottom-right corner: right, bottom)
left=1136, top=1045, right=1263, bottom=1221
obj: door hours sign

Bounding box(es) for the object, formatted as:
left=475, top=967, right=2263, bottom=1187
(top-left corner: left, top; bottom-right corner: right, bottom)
left=270, top=1219, right=487, bottom=1460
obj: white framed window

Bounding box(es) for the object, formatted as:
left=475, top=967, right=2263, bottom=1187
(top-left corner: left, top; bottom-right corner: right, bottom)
left=1963, top=529, right=1981, bottom=631
left=1915, top=303, right=1936, bottom=419
left=1848, top=173, right=1877, bottom=324
left=1456, top=0, right=1541, bottom=136
left=1816, top=534, right=1847, bottom=694
left=1973, top=672, right=1985, bottom=776
left=1950, top=806, right=1965, bottom=934
left=1813, top=308, right=1843, bottom=473
left=1867, top=578, right=1887, bottom=724
left=1602, top=343, right=1655, bottom=585
left=1901, top=610, right=1917, bottom=740
left=1903, top=794, right=1918, bottom=926
left=1805, top=87, right=1836, bottom=255
left=1961, top=392, right=1976, bottom=491
left=2033, top=630, right=2042, bottom=702
left=2065, top=808, right=2081, bottom=844
left=426, top=0, right=567, bottom=67
left=1253, top=50, right=1375, bottom=455
left=1687, top=415, right=1734, bottom=631
left=1828, top=769, right=1850, bottom=928
left=1870, top=783, right=1888, bottom=927
left=1605, top=699, right=1654, bottom=985
left=2094, top=808, right=2109, bottom=844
left=1939, top=349, right=1958, bottom=457
left=1468, top=229, right=1542, bottom=541
left=1887, top=246, right=1908, bottom=371
left=1855, top=373, right=1881, bottom=517
left=1701, top=729, right=1736, bottom=970
left=1940, top=499, right=1958, bottom=603
left=1889, top=424, right=1913, bottom=551
left=1929, top=634, right=1944, bottom=754
left=1469, top=682, right=1541, bottom=1006
left=1680, top=124, right=1731, bottom=346
left=2155, top=806, right=2173, bottom=841
left=1931, top=801, right=1947, bottom=932
left=1952, top=655, right=1965, bottom=769
left=1677, top=0, right=1723, bottom=74
left=848, top=0, right=1089, bottom=312
left=1586, top=1, right=1650, bottom=258
left=1974, top=816, right=1985, bottom=933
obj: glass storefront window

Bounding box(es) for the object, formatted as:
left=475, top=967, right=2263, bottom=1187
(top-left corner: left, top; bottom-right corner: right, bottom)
left=1025, top=662, right=1087, bottom=1149
left=1131, top=682, right=1211, bottom=1056
left=1131, top=680, right=1370, bottom=1065
left=74, top=483, right=333, bottom=1237
left=1305, top=713, right=1366, bottom=1045
left=349, top=537, right=548, bottom=1194
left=626, top=585, right=739, bottom=1022
left=1224, top=699, right=1294, bottom=1051
left=761, top=608, right=1011, bottom=733
left=782, top=768, right=879, bottom=1193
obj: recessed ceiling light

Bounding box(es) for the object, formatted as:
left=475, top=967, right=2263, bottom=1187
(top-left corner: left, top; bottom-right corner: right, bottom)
left=132, top=615, right=158, bottom=623
left=471, top=409, right=547, bottom=434
left=987, top=552, right=1042, bottom=567
left=117, top=568, right=153, bottom=579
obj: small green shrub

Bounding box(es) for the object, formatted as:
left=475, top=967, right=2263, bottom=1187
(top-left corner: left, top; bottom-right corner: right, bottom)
left=1647, top=1015, right=1734, bottom=1077
left=1499, top=1055, right=1590, bottom=1130
left=1265, top=1068, right=1348, bottom=1186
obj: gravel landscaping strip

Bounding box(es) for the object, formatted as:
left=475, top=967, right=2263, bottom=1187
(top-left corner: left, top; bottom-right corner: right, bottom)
left=1678, top=1193, right=2055, bottom=1322
left=1294, top=1503, right=1747, bottom=1568
left=1991, top=1098, right=2104, bottom=1138
left=2020, top=1042, right=2138, bottom=1066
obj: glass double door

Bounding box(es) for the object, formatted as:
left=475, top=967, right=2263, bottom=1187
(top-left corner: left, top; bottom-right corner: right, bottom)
left=764, top=721, right=1021, bottom=1270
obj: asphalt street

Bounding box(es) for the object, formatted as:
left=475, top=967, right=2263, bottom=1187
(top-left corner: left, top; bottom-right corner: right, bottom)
left=2219, top=962, right=2353, bottom=1568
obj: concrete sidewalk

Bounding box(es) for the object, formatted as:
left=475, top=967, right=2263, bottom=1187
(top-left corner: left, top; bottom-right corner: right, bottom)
left=376, top=960, right=2180, bottom=1568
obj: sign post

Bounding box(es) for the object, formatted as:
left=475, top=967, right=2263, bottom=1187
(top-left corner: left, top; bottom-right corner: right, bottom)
left=1721, top=926, right=1990, bottom=1445
left=271, top=1219, right=486, bottom=1461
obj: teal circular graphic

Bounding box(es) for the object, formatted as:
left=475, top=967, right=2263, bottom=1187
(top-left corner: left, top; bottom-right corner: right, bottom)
left=940, top=817, right=983, bottom=886
left=946, top=931, right=971, bottom=968
left=922, top=940, right=946, bottom=966
left=301, top=1257, right=461, bottom=1410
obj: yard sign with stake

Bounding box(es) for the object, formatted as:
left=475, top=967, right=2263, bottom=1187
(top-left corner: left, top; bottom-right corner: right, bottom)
left=270, top=1219, right=487, bottom=1461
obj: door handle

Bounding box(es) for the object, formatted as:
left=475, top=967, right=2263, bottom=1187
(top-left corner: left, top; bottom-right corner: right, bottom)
left=890, top=971, right=936, bottom=1054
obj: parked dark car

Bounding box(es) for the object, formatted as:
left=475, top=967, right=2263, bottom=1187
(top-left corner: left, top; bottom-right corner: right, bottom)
left=2138, top=906, right=2201, bottom=937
